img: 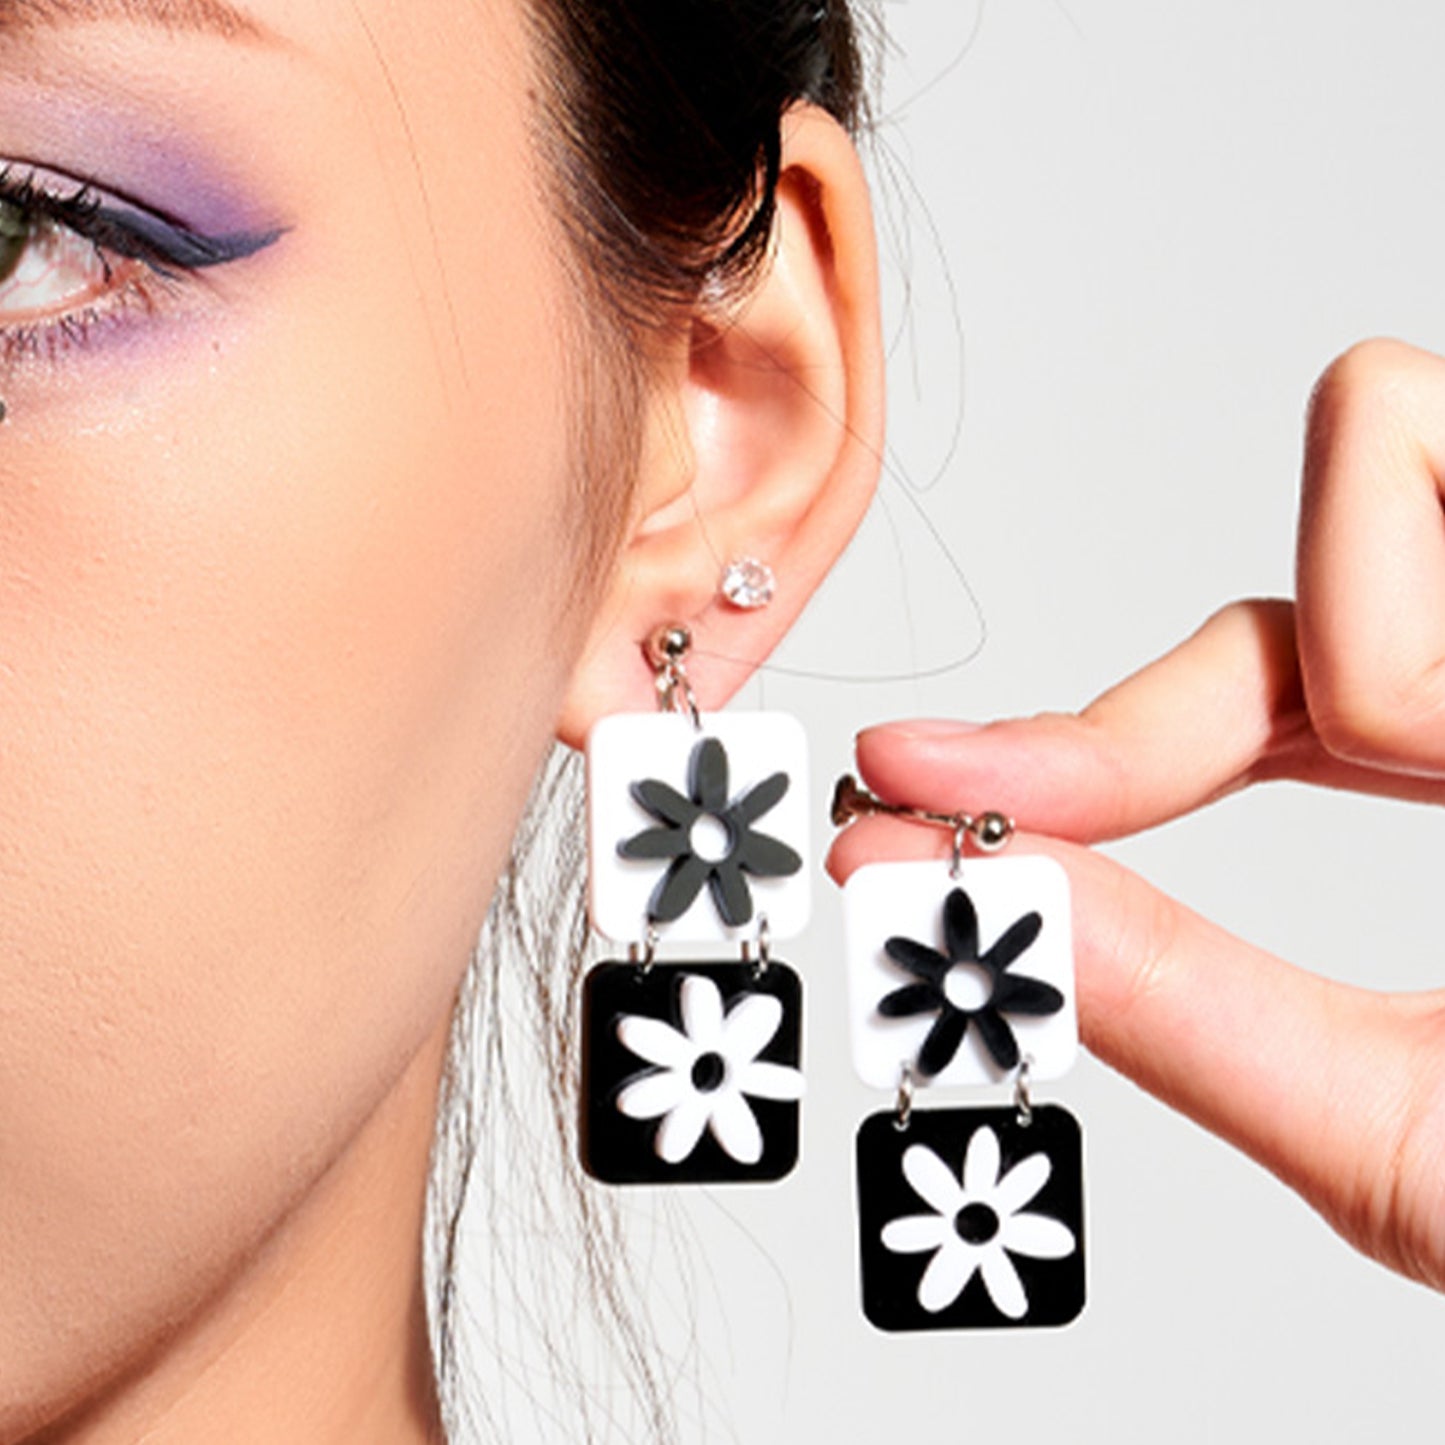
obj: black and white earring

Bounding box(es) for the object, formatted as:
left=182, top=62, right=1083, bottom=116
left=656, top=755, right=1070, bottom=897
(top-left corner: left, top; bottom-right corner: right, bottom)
left=580, top=622, right=811, bottom=1185
left=836, top=779, right=1087, bottom=1331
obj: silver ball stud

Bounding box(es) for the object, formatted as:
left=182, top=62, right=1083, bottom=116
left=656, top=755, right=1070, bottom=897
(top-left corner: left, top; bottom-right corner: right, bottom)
left=971, top=810, right=1014, bottom=853
left=645, top=624, right=692, bottom=669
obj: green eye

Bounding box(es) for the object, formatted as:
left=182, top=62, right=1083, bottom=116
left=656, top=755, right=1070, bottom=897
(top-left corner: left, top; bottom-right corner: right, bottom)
left=0, top=201, right=28, bottom=285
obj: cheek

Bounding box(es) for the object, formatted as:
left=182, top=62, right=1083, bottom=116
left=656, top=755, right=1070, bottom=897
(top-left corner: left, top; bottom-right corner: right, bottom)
left=0, top=128, right=585, bottom=1401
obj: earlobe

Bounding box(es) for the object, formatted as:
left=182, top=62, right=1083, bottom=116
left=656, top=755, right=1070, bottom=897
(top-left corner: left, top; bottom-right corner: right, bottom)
left=556, top=103, right=884, bottom=747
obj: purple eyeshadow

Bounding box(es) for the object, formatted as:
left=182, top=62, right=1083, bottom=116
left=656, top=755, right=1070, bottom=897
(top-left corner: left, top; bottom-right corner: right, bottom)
left=104, top=145, right=278, bottom=242
left=0, top=83, right=287, bottom=244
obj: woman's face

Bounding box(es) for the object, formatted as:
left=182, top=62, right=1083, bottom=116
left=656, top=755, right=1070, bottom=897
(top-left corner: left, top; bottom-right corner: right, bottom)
left=0, top=0, right=594, bottom=1421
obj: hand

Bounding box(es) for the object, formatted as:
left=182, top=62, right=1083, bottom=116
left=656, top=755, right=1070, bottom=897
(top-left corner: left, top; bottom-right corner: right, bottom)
left=828, top=338, right=1445, bottom=1292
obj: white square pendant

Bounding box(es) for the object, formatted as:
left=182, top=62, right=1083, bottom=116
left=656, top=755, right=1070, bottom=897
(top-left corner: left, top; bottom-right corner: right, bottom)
left=587, top=712, right=811, bottom=946
left=843, top=857, right=1078, bottom=1089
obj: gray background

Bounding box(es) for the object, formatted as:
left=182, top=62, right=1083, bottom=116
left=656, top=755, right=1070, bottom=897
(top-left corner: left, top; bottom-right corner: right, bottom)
left=460, top=2, right=1445, bottom=1439
left=728, top=0, right=1445, bottom=1439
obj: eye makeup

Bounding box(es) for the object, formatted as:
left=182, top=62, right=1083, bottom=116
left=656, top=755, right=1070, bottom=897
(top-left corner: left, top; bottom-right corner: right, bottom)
left=84, top=200, right=284, bottom=274
left=0, top=158, right=286, bottom=364
left=0, top=161, right=285, bottom=278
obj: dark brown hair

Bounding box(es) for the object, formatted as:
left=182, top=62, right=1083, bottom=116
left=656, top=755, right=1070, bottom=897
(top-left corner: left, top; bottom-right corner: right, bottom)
left=529, top=0, right=867, bottom=332
left=427, top=5, right=870, bottom=1441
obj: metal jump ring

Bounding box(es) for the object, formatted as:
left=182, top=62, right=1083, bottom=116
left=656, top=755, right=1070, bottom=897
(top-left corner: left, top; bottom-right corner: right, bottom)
left=950, top=819, right=969, bottom=880
left=630, top=924, right=660, bottom=975
left=658, top=667, right=702, bottom=731
left=894, top=1063, right=915, bottom=1132
left=1014, top=1054, right=1035, bottom=1128
left=742, top=913, right=772, bottom=978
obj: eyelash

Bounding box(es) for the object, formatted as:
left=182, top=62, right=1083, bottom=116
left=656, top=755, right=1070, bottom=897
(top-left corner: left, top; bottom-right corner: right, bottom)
left=0, top=166, right=188, bottom=363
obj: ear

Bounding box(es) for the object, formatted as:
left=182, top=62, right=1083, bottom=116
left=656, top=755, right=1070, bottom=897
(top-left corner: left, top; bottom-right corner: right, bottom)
left=555, top=102, right=885, bottom=746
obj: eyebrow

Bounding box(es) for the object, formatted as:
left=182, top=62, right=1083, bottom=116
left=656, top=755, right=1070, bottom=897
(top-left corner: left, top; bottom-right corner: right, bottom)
left=0, top=0, right=277, bottom=43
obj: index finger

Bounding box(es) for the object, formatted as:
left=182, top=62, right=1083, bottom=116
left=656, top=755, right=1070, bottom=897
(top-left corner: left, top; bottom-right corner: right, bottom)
left=852, top=598, right=1445, bottom=844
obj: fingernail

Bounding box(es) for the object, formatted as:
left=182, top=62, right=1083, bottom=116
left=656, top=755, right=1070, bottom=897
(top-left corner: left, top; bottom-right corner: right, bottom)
left=858, top=719, right=985, bottom=744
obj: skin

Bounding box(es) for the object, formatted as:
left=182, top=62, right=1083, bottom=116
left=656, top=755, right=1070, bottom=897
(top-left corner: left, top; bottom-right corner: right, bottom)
left=831, top=338, right=1445, bottom=1297
left=4, top=0, right=1437, bottom=1435
left=0, top=1, right=883, bottom=1441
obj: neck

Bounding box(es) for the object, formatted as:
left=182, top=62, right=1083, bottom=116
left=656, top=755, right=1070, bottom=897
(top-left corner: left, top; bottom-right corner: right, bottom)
left=32, top=1021, right=452, bottom=1445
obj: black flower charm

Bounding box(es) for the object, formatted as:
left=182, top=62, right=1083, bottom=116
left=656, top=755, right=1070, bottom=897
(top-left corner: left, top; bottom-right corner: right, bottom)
left=881, top=887, right=1064, bottom=1076
left=618, top=737, right=802, bottom=927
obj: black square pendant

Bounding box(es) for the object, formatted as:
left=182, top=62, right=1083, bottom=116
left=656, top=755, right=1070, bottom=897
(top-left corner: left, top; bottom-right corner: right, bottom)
left=856, top=1103, right=1085, bottom=1331
left=581, top=960, right=803, bottom=1185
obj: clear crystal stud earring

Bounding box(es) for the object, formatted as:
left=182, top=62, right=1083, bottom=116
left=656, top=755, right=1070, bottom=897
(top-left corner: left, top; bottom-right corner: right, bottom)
left=720, top=557, right=777, bottom=611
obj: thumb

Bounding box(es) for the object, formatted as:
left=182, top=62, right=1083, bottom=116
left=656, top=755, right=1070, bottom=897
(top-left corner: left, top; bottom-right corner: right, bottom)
left=827, top=814, right=1445, bottom=1287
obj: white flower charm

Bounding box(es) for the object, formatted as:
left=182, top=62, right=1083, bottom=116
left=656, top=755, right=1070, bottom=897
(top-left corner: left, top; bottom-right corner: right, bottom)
left=882, top=1126, right=1075, bottom=1319
left=616, top=973, right=805, bottom=1165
